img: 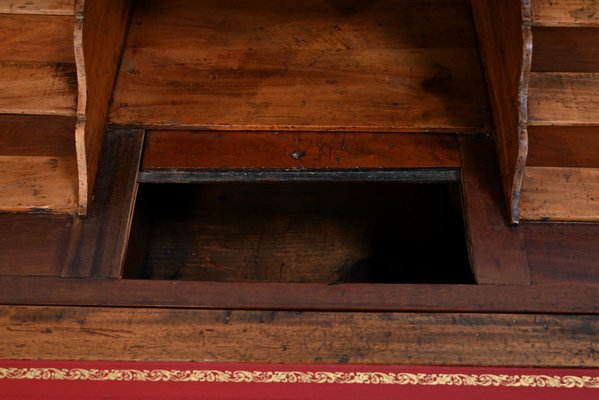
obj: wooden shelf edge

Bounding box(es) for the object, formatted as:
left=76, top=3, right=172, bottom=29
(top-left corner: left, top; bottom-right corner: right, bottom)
left=531, top=0, right=599, bottom=27
left=0, top=0, right=75, bottom=16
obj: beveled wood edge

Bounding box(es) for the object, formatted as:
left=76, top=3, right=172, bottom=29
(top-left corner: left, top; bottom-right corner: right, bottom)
left=0, top=276, right=595, bottom=314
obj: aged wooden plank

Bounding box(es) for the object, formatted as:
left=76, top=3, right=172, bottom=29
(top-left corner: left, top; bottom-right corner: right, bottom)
left=74, top=0, right=134, bottom=214
left=0, top=0, right=75, bottom=15
left=458, top=136, right=530, bottom=284
left=0, top=215, right=73, bottom=276
left=0, top=155, right=77, bottom=212
left=531, top=0, right=599, bottom=27
left=109, top=0, right=490, bottom=132
left=470, top=0, right=531, bottom=223
left=143, top=131, right=460, bottom=170
left=0, top=14, right=74, bottom=63
left=0, top=61, right=77, bottom=116
left=63, top=129, right=144, bottom=278
left=527, top=126, right=599, bottom=167
left=0, top=115, right=75, bottom=157
left=529, top=72, right=599, bottom=125
left=532, top=27, right=599, bottom=72
left=0, top=14, right=75, bottom=63
left=0, top=306, right=597, bottom=366
left=0, top=276, right=596, bottom=313
left=525, top=222, right=599, bottom=285
left=520, top=166, right=599, bottom=221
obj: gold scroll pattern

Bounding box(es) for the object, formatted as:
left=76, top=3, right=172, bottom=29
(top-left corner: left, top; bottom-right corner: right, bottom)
left=0, top=368, right=598, bottom=388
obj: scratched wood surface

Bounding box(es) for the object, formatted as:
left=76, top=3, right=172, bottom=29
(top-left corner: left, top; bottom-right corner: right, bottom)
left=0, top=155, right=77, bottom=212
left=1, top=306, right=597, bottom=367
left=0, top=61, right=77, bottom=116
left=109, top=0, right=490, bottom=132
left=520, top=166, right=599, bottom=221
left=528, top=72, right=599, bottom=125
left=0, top=0, right=75, bottom=15
left=531, top=0, right=599, bottom=27
left=0, top=14, right=74, bottom=63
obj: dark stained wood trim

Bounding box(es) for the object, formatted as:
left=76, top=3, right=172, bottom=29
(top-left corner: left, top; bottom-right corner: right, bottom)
left=0, top=276, right=595, bottom=314
left=532, top=27, right=599, bottom=72
left=142, top=131, right=461, bottom=170
left=63, top=128, right=144, bottom=278
left=138, top=169, right=459, bottom=184
left=1, top=305, right=597, bottom=366
left=459, top=135, right=531, bottom=285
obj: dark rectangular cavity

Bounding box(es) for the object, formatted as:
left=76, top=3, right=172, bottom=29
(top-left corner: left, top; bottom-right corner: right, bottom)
left=124, top=182, right=473, bottom=284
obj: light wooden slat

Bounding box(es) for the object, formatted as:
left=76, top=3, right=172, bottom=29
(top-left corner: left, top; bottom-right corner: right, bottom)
left=109, top=0, right=490, bottom=133
left=0, top=61, right=77, bottom=116
left=532, top=0, right=599, bottom=27
left=528, top=72, right=599, bottom=125
left=0, top=14, right=74, bottom=63
left=0, top=0, right=75, bottom=15
left=0, top=156, right=77, bottom=212
left=520, top=166, right=599, bottom=221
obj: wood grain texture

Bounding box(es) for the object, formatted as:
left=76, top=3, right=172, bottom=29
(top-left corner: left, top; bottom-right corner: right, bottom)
left=74, top=0, right=133, bottom=214
left=470, top=0, right=532, bottom=223
left=527, top=126, right=599, bottom=167
left=525, top=222, right=599, bottom=285
left=529, top=72, right=599, bottom=125
left=458, top=136, right=530, bottom=284
left=532, top=27, right=599, bottom=72
left=0, top=276, right=596, bottom=313
left=531, top=0, right=599, bottom=26
left=0, top=155, right=77, bottom=212
left=0, top=115, right=75, bottom=157
left=109, top=0, right=490, bottom=132
left=520, top=166, right=599, bottom=221
left=143, top=131, right=460, bottom=170
left=63, top=129, right=144, bottom=278
left=0, top=215, right=73, bottom=276
left=1, top=306, right=597, bottom=366
left=0, top=14, right=74, bottom=63
left=0, top=61, right=77, bottom=116
left=0, top=0, right=75, bottom=15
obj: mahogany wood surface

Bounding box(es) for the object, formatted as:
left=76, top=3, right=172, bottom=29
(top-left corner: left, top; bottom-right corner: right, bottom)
left=0, top=155, right=77, bottom=212
left=63, top=128, right=143, bottom=278
left=525, top=222, right=599, bottom=284
left=532, top=27, right=599, bottom=73
left=531, top=0, right=599, bottom=27
left=0, top=14, right=74, bottom=63
left=143, top=131, right=460, bottom=170
left=458, top=136, right=530, bottom=284
left=527, top=126, right=599, bottom=167
left=0, top=305, right=596, bottom=366
left=109, top=0, right=490, bottom=133
left=0, top=61, right=77, bottom=116
left=74, top=0, right=134, bottom=214
left=0, top=0, right=75, bottom=15
left=0, top=115, right=75, bottom=157
left=470, top=0, right=531, bottom=223
left=520, top=166, right=599, bottom=221
left=0, top=276, right=596, bottom=313
left=0, top=215, right=73, bottom=276
left=528, top=72, right=599, bottom=125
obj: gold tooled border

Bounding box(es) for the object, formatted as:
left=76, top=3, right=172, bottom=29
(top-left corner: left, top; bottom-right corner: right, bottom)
left=0, top=368, right=598, bottom=388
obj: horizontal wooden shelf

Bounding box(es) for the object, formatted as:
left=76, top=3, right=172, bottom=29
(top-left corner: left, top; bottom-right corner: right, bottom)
left=531, top=0, right=599, bottom=27
left=531, top=27, right=599, bottom=73
left=520, top=166, right=599, bottom=221
left=0, top=0, right=75, bottom=16
left=0, top=155, right=77, bottom=212
left=527, top=126, right=599, bottom=168
left=528, top=72, right=599, bottom=125
left=109, top=0, right=490, bottom=132
left=0, top=61, right=77, bottom=116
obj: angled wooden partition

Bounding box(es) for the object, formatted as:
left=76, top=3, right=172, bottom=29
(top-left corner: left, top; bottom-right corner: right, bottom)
left=470, top=0, right=532, bottom=223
